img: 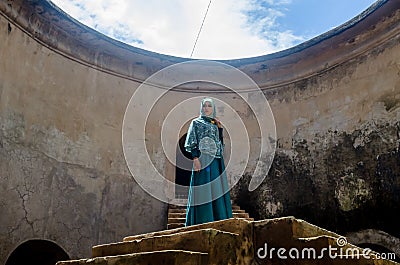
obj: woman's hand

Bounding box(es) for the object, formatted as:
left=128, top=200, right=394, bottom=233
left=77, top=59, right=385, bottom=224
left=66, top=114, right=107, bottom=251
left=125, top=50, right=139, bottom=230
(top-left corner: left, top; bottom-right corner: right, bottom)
left=214, top=117, right=222, bottom=128
left=193, top=157, right=201, bottom=172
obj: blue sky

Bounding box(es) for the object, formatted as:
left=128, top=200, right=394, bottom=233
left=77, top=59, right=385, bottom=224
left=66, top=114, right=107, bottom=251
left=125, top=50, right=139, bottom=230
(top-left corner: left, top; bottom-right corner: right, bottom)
left=51, top=0, right=377, bottom=59
left=277, top=0, right=376, bottom=37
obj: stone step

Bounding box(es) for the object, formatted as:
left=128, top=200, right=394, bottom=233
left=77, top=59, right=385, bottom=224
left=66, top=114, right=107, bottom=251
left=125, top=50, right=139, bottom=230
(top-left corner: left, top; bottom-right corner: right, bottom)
left=168, top=212, right=186, bottom=218
left=168, top=217, right=186, bottom=223
left=169, top=204, right=185, bottom=208
left=168, top=210, right=246, bottom=219
left=168, top=208, right=245, bottom=213
left=167, top=218, right=254, bottom=228
left=168, top=208, right=244, bottom=213
left=167, top=217, right=243, bottom=223
left=168, top=208, right=186, bottom=213
left=57, top=250, right=209, bottom=265
left=168, top=223, right=186, bottom=229
left=168, top=216, right=250, bottom=224
left=169, top=204, right=241, bottom=211
left=166, top=204, right=253, bottom=230
left=232, top=212, right=249, bottom=218
left=124, top=218, right=252, bottom=242
left=58, top=217, right=399, bottom=265
left=92, top=228, right=244, bottom=264
left=168, top=209, right=186, bottom=214
left=167, top=221, right=254, bottom=231
left=252, top=217, right=396, bottom=264
left=93, top=228, right=235, bottom=257
left=168, top=203, right=241, bottom=207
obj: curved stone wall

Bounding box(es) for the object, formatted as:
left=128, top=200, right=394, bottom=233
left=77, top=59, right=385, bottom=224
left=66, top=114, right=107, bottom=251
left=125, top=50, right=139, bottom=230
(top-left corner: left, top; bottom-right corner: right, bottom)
left=0, top=0, right=399, bottom=262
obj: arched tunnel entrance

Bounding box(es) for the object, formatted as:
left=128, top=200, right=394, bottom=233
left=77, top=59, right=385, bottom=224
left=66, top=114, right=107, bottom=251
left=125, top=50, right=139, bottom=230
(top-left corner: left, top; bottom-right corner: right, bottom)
left=357, top=243, right=400, bottom=263
left=346, top=229, right=400, bottom=263
left=5, top=239, right=69, bottom=265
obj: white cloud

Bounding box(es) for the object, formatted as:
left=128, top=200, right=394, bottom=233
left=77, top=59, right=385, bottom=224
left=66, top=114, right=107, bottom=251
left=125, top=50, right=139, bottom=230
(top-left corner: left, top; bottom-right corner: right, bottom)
left=51, top=0, right=305, bottom=59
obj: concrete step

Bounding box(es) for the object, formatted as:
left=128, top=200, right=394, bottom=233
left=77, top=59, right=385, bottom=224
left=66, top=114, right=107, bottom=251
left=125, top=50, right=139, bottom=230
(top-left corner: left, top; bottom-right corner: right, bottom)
left=58, top=217, right=399, bottom=265
left=232, top=212, right=249, bottom=218
left=168, top=211, right=248, bottom=218
left=168, top=204, right=187, bottom=208
left=57, top=250, right=209, bottom=265
left=168, top=223, right=186, bottom=229
left=92, top=228, right=243, bottom=264
left=167, top=203, right=253, bottom=230
left=167, top=217, right=253, bottom=225
left=169, top=204, right=241, bottom=210
left=93, top=228, right=235, bottom=257
left=168, top=208, right=186, bottom=213
left=168, top=212, right=186, bottom=218
left=168, top=217, right=186, bottom=223
left=168, top=213, right=250, bottom=224
left=124, top=218, right=252, bottom=242
left=168, top=210, right=246, bottom=215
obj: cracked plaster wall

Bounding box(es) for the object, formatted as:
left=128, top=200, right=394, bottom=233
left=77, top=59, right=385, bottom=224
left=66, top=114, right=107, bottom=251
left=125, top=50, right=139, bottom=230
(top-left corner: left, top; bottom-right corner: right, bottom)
left=0, top=16, right=166, bottom=263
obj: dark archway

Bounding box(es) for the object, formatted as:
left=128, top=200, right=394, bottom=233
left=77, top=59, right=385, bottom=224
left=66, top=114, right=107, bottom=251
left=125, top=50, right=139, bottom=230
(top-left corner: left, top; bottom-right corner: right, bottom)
left=357, top=243, right=400, bottom=262
left=346, top=229, right=400, bottom=263
left=5, top=239, right=69, bottom=265
left=175, top=133, right=192, bottom=198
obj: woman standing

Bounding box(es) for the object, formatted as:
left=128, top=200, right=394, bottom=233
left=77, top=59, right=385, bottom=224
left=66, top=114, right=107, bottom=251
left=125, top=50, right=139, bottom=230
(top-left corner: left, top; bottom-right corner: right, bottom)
left=184, top=97, right=233, bottom=226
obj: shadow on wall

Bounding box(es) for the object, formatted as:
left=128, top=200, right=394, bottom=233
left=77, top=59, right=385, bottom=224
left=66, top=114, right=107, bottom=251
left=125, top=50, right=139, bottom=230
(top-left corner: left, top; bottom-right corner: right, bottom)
left=5, top=239, right=69, bottom=265
left=175, top=133, right=192, bottom=199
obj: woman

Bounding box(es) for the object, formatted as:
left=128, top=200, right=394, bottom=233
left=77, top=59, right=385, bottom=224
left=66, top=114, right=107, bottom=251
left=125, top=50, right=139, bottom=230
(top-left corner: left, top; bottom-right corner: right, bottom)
left=184, top=97, right=233, bottom=226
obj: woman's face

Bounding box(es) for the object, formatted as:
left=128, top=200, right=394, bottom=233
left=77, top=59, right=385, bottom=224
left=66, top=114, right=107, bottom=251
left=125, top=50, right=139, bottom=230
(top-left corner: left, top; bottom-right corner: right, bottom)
left=202, top=101, right=213, bottom=117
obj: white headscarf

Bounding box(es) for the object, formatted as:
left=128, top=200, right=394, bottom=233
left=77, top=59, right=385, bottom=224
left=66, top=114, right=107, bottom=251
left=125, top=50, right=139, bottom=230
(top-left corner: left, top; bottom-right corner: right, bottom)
left=199, top=97, right=216, bottom=119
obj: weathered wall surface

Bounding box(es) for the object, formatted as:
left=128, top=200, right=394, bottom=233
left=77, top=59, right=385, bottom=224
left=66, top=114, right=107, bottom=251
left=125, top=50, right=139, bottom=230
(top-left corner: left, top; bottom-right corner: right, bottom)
left=232, top=3, right=400, bottom=256
left=0, top=0, right=399, bottom=263
left=0, top=2, right=167, bottom=262
left=232, top=7, right=400, bottom=259
left=234, top=35, right=400, bottom=232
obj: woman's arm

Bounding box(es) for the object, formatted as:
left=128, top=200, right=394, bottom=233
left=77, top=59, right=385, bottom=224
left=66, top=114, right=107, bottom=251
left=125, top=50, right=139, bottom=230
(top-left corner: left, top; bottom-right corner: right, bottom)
left=214, top=118, right=224, bottom=145
left=185, top=120, right=202, bottom=172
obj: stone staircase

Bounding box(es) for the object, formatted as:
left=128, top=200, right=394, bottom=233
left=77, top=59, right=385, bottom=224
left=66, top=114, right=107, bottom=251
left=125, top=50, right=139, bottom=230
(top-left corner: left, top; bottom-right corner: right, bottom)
left=167, top=201, right=254, bottom=229
left=56, top=217, right=399, bottom=265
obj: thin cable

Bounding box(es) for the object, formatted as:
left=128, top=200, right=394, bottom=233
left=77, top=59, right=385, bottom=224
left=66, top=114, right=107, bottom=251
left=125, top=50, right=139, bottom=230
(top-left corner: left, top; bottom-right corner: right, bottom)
left=190, top=0, right=212, bottom=58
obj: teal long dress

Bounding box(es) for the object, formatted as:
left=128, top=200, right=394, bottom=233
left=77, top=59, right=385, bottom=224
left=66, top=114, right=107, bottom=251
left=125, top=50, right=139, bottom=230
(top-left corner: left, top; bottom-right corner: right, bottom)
left=184, top=99, right=233, bottom=226
left=185, top=155, right=233, bottom=226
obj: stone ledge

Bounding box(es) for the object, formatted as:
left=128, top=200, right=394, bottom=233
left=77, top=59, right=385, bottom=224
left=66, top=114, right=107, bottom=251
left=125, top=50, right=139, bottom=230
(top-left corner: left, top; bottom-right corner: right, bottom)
left=1, top=0, right=398, bottom=89
left=123, top=218, right=252, bottom=242
left=57, top=250, right=209, bottom=265
left=59, top=217, right=399, bottom=265
left=92, top=228, right=239, bottom=259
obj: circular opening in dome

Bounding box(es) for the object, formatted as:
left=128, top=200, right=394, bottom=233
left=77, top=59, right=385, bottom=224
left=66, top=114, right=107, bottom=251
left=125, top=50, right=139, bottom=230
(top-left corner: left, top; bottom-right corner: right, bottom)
left=51, top=0, right=377, bottom=60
